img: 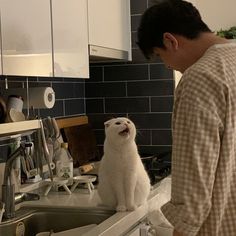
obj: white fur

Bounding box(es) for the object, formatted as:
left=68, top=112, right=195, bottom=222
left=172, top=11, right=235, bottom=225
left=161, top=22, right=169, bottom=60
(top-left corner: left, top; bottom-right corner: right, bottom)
left=97, top=117, right=151, bottom=212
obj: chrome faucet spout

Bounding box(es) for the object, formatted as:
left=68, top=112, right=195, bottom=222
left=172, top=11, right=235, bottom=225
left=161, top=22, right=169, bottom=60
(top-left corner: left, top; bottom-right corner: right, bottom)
left=14, top=192, right=40, bottom=205
left=2, top=144, right=40, bottom=219
left=3, top=145, right=25, bottom=186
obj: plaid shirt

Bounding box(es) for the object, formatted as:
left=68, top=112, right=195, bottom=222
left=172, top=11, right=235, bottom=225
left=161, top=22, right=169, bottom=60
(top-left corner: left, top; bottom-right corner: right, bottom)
left=161, top=42, right=236, bottom=236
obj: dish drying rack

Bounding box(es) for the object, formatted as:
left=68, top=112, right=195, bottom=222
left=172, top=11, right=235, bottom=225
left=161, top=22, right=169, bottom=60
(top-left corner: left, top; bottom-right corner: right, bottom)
left=0, top=119, right=55, bottom=192
left=0, top=116, right=91, bottom=193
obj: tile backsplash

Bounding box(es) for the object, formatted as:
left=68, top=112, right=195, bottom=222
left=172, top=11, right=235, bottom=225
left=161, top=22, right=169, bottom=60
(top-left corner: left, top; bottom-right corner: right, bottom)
left=0, top=0, right=174, bottom=160
left=0, top=76, right=86, bottom=119
left=86, top=63, right=174, bottom=156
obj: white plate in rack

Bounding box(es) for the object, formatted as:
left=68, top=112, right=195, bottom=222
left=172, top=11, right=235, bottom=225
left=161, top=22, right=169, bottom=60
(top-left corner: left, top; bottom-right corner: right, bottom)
left=44, top=177, right=71, bottom=196
left=73, top=175, right=96, bottom=183
left=71, top=175, right=97, bottom=193
left=44, top=177, right=69, bottom=185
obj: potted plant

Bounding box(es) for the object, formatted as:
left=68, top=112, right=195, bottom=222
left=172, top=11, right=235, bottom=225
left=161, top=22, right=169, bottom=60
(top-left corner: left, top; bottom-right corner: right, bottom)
left=216, top=26, right=236, bottom=39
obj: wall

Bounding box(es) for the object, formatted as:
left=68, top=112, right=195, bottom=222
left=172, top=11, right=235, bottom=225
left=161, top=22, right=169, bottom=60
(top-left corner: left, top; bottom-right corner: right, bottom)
left=195, top=0, right=236, bottom=31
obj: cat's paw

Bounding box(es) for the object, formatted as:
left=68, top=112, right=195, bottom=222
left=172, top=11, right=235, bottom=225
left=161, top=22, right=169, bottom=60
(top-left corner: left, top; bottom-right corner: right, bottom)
left=116, top=205, right=127, bottom=212
left=127, top=204, right=137, bottom=211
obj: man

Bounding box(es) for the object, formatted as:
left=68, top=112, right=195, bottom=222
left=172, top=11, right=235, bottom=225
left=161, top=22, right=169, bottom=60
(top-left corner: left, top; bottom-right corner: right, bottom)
left=137, top=1, right=236, bottom=236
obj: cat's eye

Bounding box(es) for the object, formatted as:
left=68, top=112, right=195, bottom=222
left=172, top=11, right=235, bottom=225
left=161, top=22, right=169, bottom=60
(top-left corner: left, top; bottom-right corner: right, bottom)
left=115, top=122, right=121, bottom=125
left=127, top=121, right=130, bottom=124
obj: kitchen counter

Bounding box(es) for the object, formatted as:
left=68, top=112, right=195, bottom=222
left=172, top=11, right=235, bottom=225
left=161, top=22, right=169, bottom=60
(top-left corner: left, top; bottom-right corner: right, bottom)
left=21, top=177, right=172, bottom=236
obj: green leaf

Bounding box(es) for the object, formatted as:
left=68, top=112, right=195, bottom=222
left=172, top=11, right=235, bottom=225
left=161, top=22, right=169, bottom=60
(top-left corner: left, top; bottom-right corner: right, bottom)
left=216, top=26, right=236, bottom=39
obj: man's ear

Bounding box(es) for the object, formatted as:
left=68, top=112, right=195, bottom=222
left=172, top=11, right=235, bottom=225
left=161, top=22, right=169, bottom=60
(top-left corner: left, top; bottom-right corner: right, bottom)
left=163, top=32, right=179, bottom=50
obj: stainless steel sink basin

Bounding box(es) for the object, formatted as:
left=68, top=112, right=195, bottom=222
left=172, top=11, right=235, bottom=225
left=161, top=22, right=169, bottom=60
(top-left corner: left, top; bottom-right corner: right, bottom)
left=0, top=206, right=115, bottom=236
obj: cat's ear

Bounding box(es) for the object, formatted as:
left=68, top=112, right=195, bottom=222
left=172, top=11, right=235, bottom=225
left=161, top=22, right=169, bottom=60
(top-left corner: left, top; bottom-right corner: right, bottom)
left=104, top=121, right=110, bottom=128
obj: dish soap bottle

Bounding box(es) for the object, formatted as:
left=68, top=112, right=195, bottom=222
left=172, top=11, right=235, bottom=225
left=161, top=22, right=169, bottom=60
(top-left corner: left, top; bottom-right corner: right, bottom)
left=56, top=142, right=73, bottom=182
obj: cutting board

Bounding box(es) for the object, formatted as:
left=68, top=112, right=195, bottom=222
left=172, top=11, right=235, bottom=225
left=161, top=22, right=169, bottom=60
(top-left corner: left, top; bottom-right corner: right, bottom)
left=61, top=124, right=100, bottom=167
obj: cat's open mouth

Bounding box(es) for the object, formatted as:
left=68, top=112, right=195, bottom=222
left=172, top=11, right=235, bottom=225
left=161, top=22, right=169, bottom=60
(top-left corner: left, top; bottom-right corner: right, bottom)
left=119, top=127, right=130, bottom=136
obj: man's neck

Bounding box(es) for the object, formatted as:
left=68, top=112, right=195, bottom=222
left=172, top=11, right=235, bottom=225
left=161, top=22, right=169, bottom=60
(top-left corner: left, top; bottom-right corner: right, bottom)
left=178, top=33, right=229, bottom=72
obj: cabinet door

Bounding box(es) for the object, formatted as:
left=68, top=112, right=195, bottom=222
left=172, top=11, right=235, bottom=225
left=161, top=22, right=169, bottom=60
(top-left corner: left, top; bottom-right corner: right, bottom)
left=51, top=0, right=89, bottom=78
left=88, top=0, right=131, bottom=60
left=0, top=0, right=53, bottom=77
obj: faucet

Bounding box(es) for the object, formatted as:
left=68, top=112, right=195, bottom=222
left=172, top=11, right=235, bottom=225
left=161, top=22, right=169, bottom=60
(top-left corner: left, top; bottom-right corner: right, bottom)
left=2, top=143, right=40, bottom=219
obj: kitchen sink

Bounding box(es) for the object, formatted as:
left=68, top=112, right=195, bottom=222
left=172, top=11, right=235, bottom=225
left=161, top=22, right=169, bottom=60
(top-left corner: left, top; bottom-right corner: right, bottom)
left=0, top=206, right=115, bottom=236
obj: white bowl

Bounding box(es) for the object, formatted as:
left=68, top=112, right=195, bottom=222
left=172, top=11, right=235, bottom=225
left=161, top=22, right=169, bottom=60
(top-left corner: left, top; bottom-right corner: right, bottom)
left=73, top=175, right=96, bottom=183
left=45, top=177, right=69, bottom=185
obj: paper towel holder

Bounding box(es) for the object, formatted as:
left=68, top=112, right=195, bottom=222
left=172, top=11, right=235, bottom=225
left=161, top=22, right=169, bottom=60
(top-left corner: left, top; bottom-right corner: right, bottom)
left=2, top=87, right=55, bottom=109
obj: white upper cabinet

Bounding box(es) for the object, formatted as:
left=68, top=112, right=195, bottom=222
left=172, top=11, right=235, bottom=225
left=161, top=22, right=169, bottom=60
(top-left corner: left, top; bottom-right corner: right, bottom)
left=0, top=0, right=131, bottom=77
left=0, top=0, right=53, bottom=77
left=51, top=0, right=89, bottom=78
left=88, top=0, right=132, bottom=61
left=0, top=0, right=89, bottom=78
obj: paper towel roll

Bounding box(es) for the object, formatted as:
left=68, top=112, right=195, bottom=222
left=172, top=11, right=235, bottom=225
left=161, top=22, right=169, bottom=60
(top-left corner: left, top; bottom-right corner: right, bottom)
left=28, top=87, right=55, bottom=109
left=3, top=87, right=55, bottom=109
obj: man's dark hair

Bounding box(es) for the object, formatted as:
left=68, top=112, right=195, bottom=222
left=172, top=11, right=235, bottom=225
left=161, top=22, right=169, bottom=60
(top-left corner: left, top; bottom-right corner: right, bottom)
left=137, top=0, right=211, bottom=59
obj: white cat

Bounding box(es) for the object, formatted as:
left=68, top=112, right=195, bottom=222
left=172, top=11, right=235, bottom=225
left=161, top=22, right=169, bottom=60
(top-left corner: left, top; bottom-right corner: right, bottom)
left=97, top=117, right=151, bottom=212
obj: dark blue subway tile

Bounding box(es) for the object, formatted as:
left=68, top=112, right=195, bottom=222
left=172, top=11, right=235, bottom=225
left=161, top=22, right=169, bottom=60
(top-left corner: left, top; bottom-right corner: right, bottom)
left=65, top=99, right=85, bottom=116
left=136, top=130, right=151, bottom=145
left=129, top=113, right=172, bottom=129
left=74, top=83, right=85, bottom=98
left=94, top=130, right=105, bottom=145
left=150, top=64, right=174, bottom=80
left=131, top=0, right=147, bottom=14
left=88, top=66, right=103, bottom=82
left=131, top=49, right=150, bottom=63
left=131, top=15, right=142, bottom=32
left=52, top=83, right=75, bottom=99
left=39, top=100, right=64, bottom=118
left=28, top=82, right=51, bottom=88
left=132, top=32, right=138, bottom=49
left=86, top=99, right=104, bottom=114
left=127, top=80, right=174, bottom=96
left=152, top=130, right=172, bottom=145
left=104, top=64, right=149, bottom=81
left=151, top=96, right=174, bottom=112
left=105, top=97, right=149, bottom=113
left=85, top=82, right=126, bottom=98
